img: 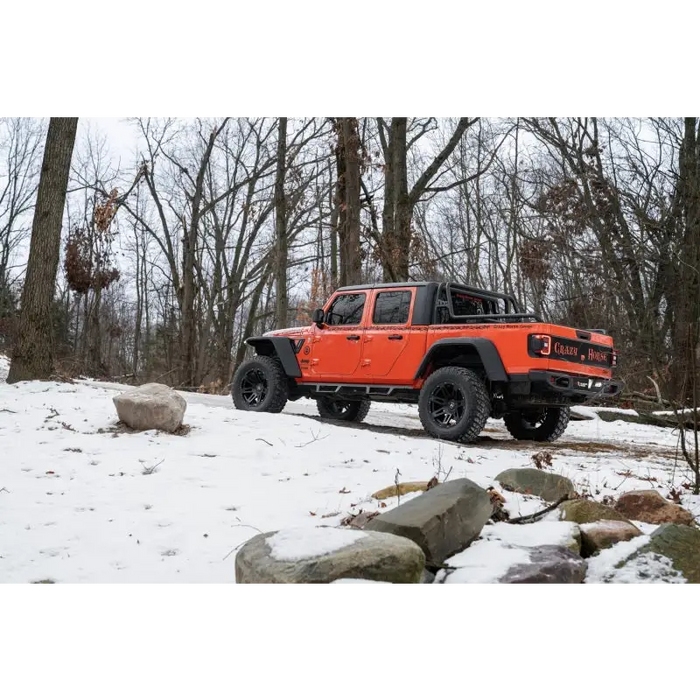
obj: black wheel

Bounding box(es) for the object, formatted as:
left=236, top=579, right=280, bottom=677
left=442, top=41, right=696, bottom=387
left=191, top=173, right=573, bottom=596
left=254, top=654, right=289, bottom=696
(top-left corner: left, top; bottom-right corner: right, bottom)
left=232, top=356, right=289, bottom=414
left=316, top=396, right=370, bottom=422
left=503, top=406, right=570, bottom=442
left=418, top=366, right=491, bottom=443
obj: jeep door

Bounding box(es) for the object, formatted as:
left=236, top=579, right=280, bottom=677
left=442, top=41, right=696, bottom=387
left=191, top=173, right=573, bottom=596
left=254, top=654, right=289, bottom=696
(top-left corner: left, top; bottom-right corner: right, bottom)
left=361, top=288, right=421, bottom=382
left=310, top=292, right=367, bottom=378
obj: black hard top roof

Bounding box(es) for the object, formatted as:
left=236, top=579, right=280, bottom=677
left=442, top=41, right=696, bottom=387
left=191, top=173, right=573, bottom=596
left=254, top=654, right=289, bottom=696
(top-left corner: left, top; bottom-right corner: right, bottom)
left=337, top=282, right=432, bottom=292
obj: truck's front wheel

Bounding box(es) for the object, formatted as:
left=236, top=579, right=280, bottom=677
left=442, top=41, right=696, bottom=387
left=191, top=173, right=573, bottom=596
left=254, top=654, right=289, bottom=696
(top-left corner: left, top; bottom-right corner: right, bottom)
left=232, top=356, right=289, bottom=414
left=503, top=407, right=570, bottom=442
left=418, top=366, right=491, bottom=443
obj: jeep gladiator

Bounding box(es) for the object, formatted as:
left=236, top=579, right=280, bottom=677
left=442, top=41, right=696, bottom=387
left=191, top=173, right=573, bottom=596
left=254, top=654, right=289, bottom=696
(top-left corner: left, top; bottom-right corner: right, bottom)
left=231, top=282, right=621, bottom=443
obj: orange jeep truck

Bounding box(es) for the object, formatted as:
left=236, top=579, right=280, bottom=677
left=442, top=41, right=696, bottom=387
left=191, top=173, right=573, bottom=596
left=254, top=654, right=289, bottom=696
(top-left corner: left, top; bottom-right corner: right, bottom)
left=231, top=282, right=621, bottom=443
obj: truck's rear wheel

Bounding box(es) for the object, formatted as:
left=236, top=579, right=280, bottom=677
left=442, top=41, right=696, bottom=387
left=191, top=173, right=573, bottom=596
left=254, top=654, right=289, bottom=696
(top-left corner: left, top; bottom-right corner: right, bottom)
left=316, top=396, right=370, bottom=423
left=503, top=407, right=570, bottom=442
left=418, top=366, right=491, bottom=443
left=232, top=356, right=289, bottom=414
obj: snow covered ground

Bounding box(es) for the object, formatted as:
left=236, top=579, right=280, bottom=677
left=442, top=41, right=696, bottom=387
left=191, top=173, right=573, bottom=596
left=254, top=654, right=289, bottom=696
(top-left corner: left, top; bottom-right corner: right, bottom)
left=1, top=356, right=698, bottom=583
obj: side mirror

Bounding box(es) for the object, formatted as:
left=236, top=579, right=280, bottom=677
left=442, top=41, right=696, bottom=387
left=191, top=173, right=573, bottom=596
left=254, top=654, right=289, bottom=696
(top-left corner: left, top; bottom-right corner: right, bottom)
left=312, top=308, right=325, bottom=328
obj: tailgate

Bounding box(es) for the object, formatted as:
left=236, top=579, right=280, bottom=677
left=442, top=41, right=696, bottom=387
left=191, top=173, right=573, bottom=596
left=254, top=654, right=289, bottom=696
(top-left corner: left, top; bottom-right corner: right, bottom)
left=548, top=336, right=613, bottom=368
left=530, top=327, right=615, bottom=373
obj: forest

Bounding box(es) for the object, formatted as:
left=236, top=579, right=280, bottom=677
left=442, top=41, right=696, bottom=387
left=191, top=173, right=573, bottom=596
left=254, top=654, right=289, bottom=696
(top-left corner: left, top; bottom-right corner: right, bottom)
left=1, top=117, right=699, bottom=403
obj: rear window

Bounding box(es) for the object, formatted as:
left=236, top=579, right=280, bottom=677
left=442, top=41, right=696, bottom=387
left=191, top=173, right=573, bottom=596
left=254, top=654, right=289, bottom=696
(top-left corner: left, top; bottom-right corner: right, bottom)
left=373, top=291, right=412, bottom=324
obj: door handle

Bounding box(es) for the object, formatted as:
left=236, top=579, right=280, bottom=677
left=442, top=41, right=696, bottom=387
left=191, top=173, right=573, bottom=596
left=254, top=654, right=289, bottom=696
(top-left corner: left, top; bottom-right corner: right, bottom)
left=346, top=335, right=360, bottom=341
left=388, top=335, right=404, bottom=340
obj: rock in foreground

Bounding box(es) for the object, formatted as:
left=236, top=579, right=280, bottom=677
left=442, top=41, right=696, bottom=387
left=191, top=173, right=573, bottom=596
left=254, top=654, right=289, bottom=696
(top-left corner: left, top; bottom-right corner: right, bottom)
left=579, top=520, right=642, bottom=557
left=559, top=498, right=630, bottom=525
left=614, top=490, right=695, bottom=526
left=365, top=478, right=492, bottom=566
left=499, top=545, right=587, bottom=583
left=113, top=383, right=186, bottom=433
left=622, top=523, right=700, bottom=583
left=235, top=527, right=426, bottom=583
left=496, top=468, right=576, bottom=503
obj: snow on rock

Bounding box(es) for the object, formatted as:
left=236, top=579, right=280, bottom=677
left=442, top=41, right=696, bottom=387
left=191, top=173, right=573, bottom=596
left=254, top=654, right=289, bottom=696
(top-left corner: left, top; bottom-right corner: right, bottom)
left=267, top=527, right=366, bottom=561
left=481, top=519, right=581, bottom=550
left=0, top=354, right=9, bottom=383
left=331, top=578, right=392, bottom=584
left=585, top=536, right=651, bottom=582
left=442, top=541, right=532, bottom=583
left=441, top=519, right=581, bottom=583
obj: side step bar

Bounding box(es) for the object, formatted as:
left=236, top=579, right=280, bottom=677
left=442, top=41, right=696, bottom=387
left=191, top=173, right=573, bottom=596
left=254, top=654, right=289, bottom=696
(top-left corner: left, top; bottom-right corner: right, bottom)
left=306, top=383, right=414, bottom=396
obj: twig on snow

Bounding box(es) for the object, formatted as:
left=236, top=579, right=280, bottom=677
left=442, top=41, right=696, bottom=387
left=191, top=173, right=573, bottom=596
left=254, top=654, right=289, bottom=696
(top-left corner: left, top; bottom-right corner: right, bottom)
left=295, top=428, right=328, bottom=448
left=142, top=459, right=164, bottom=476
left=256, top=438, right=274, bottom=447
left=506, top=495, right=569, bottom=524
left=0, top=487, right=9, bottom=494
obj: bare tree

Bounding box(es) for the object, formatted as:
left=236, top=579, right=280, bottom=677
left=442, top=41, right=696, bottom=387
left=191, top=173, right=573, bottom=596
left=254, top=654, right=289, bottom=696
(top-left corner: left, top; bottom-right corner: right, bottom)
left=274, top=117, right=289, bottom=326
left=8, top=117, right=78, bottom=383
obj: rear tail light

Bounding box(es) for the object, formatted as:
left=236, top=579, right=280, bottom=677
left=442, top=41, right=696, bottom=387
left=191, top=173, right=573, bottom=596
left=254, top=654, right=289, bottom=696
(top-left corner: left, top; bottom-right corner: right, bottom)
left=530, top=334, right=551, bottom=356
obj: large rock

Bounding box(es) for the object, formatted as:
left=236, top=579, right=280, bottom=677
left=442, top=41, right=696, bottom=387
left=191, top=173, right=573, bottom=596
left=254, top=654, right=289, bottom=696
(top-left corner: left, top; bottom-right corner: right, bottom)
left=365, top=478, right=492, bottom=566
left=499, top=545, right=587, bottom=583
left=113, top=383, right=186, bottom=433
left=614, top=490, right=695, bottom=526
left=496, top=468, right=576, bottom=503
left=623, top=523, right=700, bottom=583
left=579, top=520, right=642, bottom=557
left=559, top=499, right=631, bottom=525
left=235, top=527, right=425, bottom=583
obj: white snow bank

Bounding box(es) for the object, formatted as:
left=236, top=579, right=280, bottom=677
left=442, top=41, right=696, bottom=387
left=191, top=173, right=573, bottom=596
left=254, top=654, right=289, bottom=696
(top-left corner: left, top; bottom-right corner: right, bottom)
left=584, top=536, right=650, bottom=582
left=0, top=354, right=8, bottom=383
left=266, top=527, right=366, bottom=561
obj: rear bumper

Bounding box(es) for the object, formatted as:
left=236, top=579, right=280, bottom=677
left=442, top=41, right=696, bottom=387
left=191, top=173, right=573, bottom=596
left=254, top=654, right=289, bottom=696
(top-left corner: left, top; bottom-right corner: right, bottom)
left=510, top=371, right=623, bottom=399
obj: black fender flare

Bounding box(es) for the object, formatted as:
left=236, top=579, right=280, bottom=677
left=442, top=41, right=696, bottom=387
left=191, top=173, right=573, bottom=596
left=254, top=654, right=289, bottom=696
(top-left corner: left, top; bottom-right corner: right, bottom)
left=246, top=337, right=302, bottom=378
left=414, top=338, right=508, bottom=382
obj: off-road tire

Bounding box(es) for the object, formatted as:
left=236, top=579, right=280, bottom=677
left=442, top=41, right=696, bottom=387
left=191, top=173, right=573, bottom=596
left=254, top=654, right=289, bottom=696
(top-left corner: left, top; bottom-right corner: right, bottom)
left=232, top=355, right=289, bottom=414
left=316, top=396, right=371, bottom=423
left=503, top=406, right=570, bottom=442
left=418, top=366, right=491, bottom=443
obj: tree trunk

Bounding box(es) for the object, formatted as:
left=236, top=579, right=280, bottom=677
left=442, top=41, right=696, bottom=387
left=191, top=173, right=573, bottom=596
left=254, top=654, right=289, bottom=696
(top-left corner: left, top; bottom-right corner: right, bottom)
left=8, top=117, right=78, bottom=383
left=274, top=117, right=288, bottom=327
left=341, top=118, right=362, bottom=285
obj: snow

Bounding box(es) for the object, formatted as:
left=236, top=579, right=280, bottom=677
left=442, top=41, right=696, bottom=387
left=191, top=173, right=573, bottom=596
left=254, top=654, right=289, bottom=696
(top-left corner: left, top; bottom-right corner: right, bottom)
left=441, top=519, right=580, bottom=583
left=585, top=536, right=686, bottom=583
left=442, top=541, right=532, bottom=583
left=1, top=370, right=698, bottom=583
left=572, top=406, right=639, bottom=419
left=0, top=353, right=8, bottom=383
left=482, top=518, right=580, bottom=547
left=266, top=527, right=365, bottom=561
left=579, top=520, right=634, bottom=534
left=331, top=578, right=391, bottom=584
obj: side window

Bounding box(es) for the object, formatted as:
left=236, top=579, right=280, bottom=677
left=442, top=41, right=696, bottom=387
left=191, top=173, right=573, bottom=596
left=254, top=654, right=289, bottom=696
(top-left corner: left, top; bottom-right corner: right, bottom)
left=326, top=293, right=366, bottom=326
left=373, top=290, right=412, bottom=325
